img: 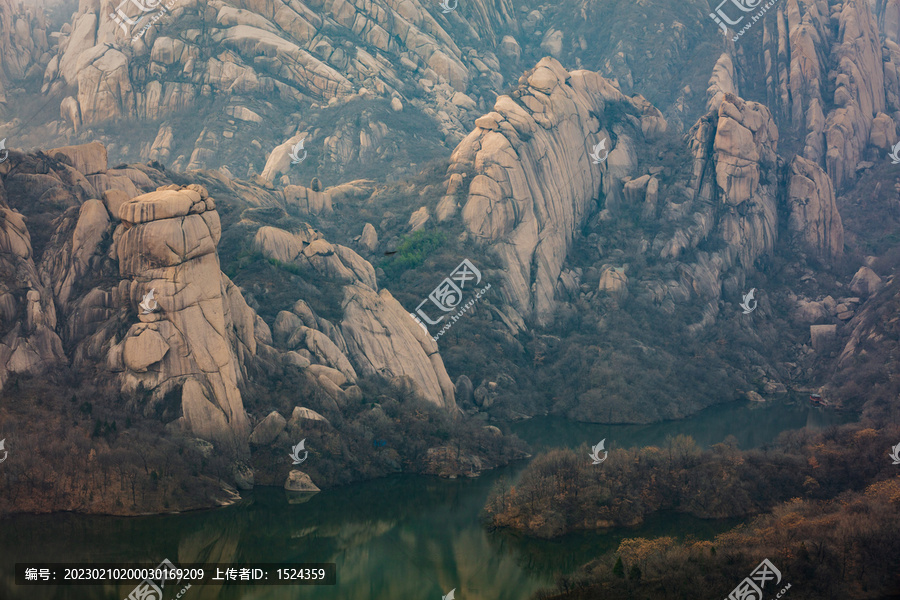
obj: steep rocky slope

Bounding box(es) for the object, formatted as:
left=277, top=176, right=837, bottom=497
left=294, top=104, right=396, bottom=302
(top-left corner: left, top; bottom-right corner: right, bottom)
left=0, top=138, right=508, bottom=511
left=4, top=0, right=723, bottom=184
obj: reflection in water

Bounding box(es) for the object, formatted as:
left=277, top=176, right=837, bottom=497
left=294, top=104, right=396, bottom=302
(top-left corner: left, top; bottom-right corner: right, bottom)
left=0, top=402, right=854, bottom=600
left=511, top=400, right=852, bottom=452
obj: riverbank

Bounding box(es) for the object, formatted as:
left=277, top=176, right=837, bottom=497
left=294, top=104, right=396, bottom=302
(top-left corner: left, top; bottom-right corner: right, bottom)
left=0, top=402, right=859, bottom=600
left=486, top=421, right=898, bottom=537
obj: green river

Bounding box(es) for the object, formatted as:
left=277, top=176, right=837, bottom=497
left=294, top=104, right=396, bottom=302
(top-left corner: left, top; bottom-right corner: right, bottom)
left=0, top=401, right=851, bottom=600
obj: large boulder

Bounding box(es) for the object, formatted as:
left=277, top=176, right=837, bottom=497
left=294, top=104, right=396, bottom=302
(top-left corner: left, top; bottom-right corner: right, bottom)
left=598, top=267, right=628, bottom=300
left=849, top=267, right=883, bottom=296
left=288, top=406, right=331, bottom=429
left=48, top=142, right=108, bottom=176
left=794, top=299, right=829, bottom=324
left=284, top=470, right=321, bottom=492
left=359, top=223, right=378, bottom=253
left=811, top=324, right=838, bottom=351
left=122, top=326, right=169, bottom=372
left=249, top=411, right=287, bottom=445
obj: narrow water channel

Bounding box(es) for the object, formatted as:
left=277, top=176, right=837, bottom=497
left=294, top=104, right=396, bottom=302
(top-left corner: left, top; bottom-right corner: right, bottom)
left=0, top=402, right=853, bottom=600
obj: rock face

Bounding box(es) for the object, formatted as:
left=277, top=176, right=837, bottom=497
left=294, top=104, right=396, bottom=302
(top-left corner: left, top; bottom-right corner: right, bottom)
left=40, top=0, right=519, bottom=171
left=692, top=93, right=779, bottom=270
left=444, top=56, right=796, bottom=338
left=450, top=58, right=662, bottom=324
left=0, top=140, right=461, bottom=474
left=256, top=222, right=458, bottom=409
left=113, top=185, right=250, bottom=448
left=0, top=0, right=49, bottom=104
left=340, top=284, right=456, bottom=410
left=0, top=207, right=66, bottom=388
left=786, top=156, right=843, bottom=261
left=48, top=142, right=108, bottom=176
left=765, top=0, right=896, bottom=189
left=627, top=91, right=781, bottom=330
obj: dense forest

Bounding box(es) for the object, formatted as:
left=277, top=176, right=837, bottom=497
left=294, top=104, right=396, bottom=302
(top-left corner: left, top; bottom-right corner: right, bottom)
left=0, top=374, right=525, bottom=515
left=483, top=424, right=900, bottom=598
left=484, top=424, right=900, bottom=536
left=537, top=477, right=900, bottom=599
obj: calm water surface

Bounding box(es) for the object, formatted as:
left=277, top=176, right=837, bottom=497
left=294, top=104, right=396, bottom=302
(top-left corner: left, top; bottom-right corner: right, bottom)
left=0, top=402, right=852, bottom=600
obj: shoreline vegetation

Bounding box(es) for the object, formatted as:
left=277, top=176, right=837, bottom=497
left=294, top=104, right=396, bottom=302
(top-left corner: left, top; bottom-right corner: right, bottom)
left=533, top=478, right=900, bottom=600
left=481, top=423, right=900, bottom=599
left=0, top=377, right=527, bottom=517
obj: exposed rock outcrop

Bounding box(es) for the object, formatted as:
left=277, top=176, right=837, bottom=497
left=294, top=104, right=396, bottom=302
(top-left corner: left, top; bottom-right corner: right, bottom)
left=849, top=266, right=883, bottom=296
left=249, top=411, right=287, bottom=446
left=450, top=58, right=659, bottom=324
left=810, top=324, right=838, bottom=351
left=0, top=0, right=49, bottom=103
left=284, top=470, right=320, bottom=492
left=340, top=283, right=456, bottom=410
left=765, top=0, right=896, bottom=189
left=258, top=228, right=457, bottom=409
left=113, top=185, right=250, bottom=448
left=41, top=0, right=519, bottom=171
left=358, top=223, right=378, bottom=253
left=786, top=156, right=843, bottom=261
left=0, top=206, right=66, bottom=388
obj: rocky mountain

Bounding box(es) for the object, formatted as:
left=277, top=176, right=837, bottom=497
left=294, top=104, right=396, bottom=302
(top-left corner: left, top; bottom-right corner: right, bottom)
left=1, top=0, right=899, bottom=512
